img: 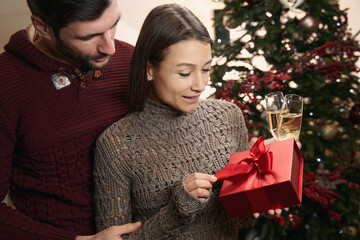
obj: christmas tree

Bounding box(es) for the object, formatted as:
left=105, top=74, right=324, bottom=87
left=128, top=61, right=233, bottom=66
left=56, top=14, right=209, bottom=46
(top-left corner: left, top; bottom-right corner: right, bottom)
left=211, top=0, right=360, bottom=239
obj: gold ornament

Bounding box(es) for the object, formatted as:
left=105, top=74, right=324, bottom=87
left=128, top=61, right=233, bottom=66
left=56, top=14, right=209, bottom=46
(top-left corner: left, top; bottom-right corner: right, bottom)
left=324, top=149, right=334, bottom=157
left=342, top=226, right=358, bottom=237
left=299, top=15, right=320, bottom=30
left=320, top=124, right=338, bottom=140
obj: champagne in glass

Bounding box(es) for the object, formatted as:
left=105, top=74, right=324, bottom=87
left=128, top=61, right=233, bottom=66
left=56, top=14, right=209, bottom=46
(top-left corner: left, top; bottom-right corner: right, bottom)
left=265, top=92, right=284, bottom=141
left=277, top=94, right=303, bottom=141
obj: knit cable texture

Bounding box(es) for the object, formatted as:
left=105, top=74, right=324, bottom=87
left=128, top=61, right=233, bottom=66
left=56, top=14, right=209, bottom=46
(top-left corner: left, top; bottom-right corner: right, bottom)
left=94, top=99, right=256, bottom=240
left=0, top=29, right=134, bottom=239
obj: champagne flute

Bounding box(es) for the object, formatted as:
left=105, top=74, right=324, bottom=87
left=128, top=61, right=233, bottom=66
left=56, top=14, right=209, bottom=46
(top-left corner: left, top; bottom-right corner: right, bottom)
left=277, top=94, right=303, bottom=141
left=265, top=91, right=284, bottom=141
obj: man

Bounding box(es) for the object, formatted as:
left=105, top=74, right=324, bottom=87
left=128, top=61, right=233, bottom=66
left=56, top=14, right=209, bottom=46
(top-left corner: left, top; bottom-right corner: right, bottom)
left=0, top=0, right=140, bottom=239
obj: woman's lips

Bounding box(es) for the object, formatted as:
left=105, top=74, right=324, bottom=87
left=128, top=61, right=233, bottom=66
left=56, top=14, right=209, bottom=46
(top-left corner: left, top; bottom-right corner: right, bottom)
left=183, top=95, right=200, bottom=103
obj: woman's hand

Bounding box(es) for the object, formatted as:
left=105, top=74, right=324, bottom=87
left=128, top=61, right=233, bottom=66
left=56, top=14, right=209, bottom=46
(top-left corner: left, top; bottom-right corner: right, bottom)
left=249, top=137, right=277, bottom=147
left=184, top=173, right=217, bottom=201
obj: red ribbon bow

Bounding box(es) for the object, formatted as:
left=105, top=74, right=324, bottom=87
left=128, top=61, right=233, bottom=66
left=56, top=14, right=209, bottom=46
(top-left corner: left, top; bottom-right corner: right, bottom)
left=215, top=136, right=273, bottom=181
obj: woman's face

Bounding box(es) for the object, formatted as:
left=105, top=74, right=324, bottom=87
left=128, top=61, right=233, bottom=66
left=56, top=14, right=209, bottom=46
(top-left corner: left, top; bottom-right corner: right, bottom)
left=147, top=40, right=212, bottom=113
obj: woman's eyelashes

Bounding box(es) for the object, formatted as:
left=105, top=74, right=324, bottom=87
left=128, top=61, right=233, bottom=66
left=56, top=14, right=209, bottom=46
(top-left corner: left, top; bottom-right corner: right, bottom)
left=178, top=68, right=211, bottom=77
left=179, top=72, right=191, bottom=77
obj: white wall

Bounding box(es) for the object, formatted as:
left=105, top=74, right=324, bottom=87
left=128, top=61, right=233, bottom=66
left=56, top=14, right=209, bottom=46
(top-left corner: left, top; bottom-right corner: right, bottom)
left=1, top=1, right=359, bottom=51
left=0, top=1, right=31, bottom=51
left=1, top=1, right=358, bottom=98
left=339, top=0, right=360, bottom=39
left=0, top=0, right=225, bottom=52
left=116, top=0, right=224, bottom=46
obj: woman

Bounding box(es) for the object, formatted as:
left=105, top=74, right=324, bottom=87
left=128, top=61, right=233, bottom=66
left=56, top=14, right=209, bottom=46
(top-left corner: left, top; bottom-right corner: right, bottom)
left=94, top=4, right=279, bottom=239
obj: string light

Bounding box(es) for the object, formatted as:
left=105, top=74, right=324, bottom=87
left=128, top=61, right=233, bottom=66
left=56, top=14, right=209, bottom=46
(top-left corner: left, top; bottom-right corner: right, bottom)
left=266, top=12, right=273, bottom=18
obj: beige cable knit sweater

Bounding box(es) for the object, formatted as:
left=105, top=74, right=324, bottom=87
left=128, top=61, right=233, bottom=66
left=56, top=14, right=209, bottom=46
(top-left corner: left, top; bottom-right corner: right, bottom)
left=94, top=99, right=256, bottom=239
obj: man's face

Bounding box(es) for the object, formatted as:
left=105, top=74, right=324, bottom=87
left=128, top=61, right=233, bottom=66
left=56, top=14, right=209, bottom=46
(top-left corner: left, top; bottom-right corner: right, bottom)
left=55, top=0, right=121, bottom=69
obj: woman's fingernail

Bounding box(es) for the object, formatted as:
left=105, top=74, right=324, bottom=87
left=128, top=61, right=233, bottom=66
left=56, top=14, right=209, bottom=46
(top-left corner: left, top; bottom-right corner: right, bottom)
left=211, top=175, right=217, bottom=182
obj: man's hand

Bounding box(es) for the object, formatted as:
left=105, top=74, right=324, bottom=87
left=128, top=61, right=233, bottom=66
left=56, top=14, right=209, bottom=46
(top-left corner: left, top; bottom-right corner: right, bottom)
left=184, top=173, right=217, bottom=201
left=75, top=222, right=141, bottom=240
left=250, top=137, right=302, bottom=149
left=253, top=208, right=289, bottom=219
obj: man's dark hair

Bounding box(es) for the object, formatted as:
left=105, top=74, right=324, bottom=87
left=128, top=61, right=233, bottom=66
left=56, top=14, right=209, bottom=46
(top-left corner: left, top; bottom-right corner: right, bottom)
left=26, top=0, right=113, bottom=36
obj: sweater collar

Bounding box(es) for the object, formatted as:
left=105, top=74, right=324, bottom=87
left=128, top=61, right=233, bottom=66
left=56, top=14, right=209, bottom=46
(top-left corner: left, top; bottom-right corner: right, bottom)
left=143, top=99, right=186, bottom=117
left=140, top=99, right=202, bottom=125
left=4, top=29, right=74, bottom=73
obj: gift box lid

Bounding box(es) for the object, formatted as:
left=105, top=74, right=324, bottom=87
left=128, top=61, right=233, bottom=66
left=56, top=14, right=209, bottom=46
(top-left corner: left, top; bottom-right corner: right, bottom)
left=216, top=138, right=303, bottom=217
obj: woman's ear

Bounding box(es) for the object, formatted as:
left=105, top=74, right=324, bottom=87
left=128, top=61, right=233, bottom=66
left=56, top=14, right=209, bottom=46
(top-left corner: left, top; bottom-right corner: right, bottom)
left=30, top=15, right=53, bottom=40
left=147, top=62, right=154, bottom=81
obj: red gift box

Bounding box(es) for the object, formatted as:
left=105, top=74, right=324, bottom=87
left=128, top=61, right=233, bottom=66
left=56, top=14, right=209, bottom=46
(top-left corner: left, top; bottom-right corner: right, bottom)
left=215, top=137, right=303, bottom=218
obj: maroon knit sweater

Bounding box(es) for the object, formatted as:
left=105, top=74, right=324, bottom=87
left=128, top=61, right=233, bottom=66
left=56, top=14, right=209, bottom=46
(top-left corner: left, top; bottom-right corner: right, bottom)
left=0, top=30, right=133, bottom=239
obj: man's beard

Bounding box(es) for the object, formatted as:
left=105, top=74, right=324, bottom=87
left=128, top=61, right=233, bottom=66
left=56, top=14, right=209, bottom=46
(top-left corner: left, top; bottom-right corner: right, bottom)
left=55, top=37, right=112, bottom=70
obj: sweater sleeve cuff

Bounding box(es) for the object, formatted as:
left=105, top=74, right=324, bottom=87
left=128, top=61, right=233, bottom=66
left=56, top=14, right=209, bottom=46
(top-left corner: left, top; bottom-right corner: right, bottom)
left=172, top=180, right=209, bottom=220
left=45, top=227, right=78, bottom=240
